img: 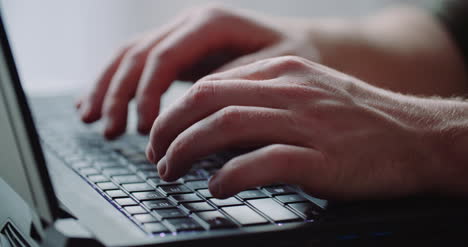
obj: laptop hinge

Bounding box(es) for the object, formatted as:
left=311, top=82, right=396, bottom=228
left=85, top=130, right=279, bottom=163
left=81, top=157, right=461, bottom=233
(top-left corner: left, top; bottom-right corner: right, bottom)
left=0, top=178, right=43, bottom=247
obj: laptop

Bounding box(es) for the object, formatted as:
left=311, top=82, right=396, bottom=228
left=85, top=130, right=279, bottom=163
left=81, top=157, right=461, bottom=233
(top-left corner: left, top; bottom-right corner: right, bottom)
left=1, top=7, right=468, bottom=247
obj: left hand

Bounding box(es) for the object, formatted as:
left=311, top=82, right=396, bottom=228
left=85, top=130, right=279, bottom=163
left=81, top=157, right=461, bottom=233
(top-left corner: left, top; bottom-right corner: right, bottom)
left=146, top=56, right=438, bottom=200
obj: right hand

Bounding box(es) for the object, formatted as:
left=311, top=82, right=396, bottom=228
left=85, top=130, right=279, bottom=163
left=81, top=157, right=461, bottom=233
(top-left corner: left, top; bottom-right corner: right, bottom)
left=76, top=5, right=320, bottom=139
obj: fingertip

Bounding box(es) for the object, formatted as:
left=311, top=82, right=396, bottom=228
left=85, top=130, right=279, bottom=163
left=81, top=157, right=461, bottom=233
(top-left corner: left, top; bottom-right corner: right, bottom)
left=209, top=172, right=227, bottom=198
left=79, top=102, right=101, bottom=124
left=136, top=99, right=159, bottom=135
left=156, top=157, right=167, bottom=178
left=146, top=144, right=155, bottom=163
left=103, top=117, right=125, bottom=140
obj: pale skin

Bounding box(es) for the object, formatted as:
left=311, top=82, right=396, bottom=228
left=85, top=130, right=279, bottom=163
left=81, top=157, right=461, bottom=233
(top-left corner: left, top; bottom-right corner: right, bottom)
left=77, top=5, right=468, bottom=199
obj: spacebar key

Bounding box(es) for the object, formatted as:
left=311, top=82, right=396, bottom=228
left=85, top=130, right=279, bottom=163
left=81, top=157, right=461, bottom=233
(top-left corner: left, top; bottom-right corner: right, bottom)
left=222, top=206, right=268, bottom=226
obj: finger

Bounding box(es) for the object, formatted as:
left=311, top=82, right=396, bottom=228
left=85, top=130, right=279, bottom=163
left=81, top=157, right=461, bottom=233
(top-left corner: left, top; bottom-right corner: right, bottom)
left=101, top=15, right=189, bottom=138
left=160, top=106, right=309, bottom=181
left=148, top=79, right=299, bottom=163
left=207, top=144, right=327, bottom=199
left=101, top=59, right=144, bottom=139
left=135, top=16, right=242, bottom=134
left=80, top=46, right=131, bottom=123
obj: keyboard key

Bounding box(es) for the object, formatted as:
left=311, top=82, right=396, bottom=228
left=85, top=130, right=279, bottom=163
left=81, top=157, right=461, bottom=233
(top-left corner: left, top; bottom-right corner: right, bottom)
left=137, top=170, right=159, bottom=180
left=147, top=178, right=163, bottom=187
left=94, top=161, right=122, bottom=170
left=169, top=193, right=203, bottom=203
left=263, top=185, right=295, bottom=195
left=96, top=182, right=118, bottom=191
left=153, top=208, right=186, bottom=219
left=115, top=198, right=138, bottom=206
left=182, top=202, right=214, bottom=212
left=181, top=170, right=208, bottom=181
left=112, top=175, right=144, bottom=184
left=237, top=190, right=268, bottom=200
left=147, top=178, right=181, bottom=187
left=222, top=206, right=268, bottom=226
left=79, top=167, right=100, bottom=176
left=143, top=223, right=170, bottom=234
left=275, top=194, right=308, bottom=204
left=134, top=214, right=158, bottom=224
left=102, top=168, right=132, bottom=177
left=113, top=147, right=139, bottom=157
left=126, top=154, right=149, bottom=164
left=122, top=183, right=155, bottom=192
left=196, top=211, right=236, bottom=229
left=248, top=198, right=300, bottom=222
left=106, top=190, right=128, bottom=199
left=197, top=189, right=213, bottom=198
left=158, top=184, right=192, bottom=195
left=124, top=206, right=147, bottom=215
left=143, top=199, right=175, bottom=210
left=87, top=175, right=109, bottom=183
left=133, top=164, right=154, bottom=171
left=209, top=198, right=243, bottom=207
left=132, top=191, right=164, bottom=201
left=288, top=203, right=320, bottom=220
left=165, top=218, right=204, bottom=232
left=185, top=181, right=209, bottom=190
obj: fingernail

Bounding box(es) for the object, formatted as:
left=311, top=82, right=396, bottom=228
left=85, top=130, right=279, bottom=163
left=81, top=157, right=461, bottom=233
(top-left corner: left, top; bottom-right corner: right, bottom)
left=146, top=145, right=155, bottom=163
left=208, top=173, right=221, bottom=196
left=157, top=157, right=167, bottom=177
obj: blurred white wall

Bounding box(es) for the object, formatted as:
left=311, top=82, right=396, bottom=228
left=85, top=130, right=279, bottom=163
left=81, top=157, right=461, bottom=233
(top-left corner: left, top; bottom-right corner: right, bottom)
left=1, top=0, right=422, bottom=94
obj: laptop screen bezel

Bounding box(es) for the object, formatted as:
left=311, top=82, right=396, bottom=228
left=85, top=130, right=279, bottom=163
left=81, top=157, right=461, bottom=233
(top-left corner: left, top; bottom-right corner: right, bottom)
left=0, top=13, right=60, bottom=223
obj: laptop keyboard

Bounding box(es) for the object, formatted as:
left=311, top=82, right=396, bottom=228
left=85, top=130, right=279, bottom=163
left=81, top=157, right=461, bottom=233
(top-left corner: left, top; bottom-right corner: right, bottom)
left=33, top=98, right=322, bottom=236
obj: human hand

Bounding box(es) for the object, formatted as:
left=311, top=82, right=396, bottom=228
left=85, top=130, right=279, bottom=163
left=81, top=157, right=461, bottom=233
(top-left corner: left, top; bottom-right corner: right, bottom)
left=76, top=5, right=320, bottom=139
left=146, top=56, right=444, bottom=200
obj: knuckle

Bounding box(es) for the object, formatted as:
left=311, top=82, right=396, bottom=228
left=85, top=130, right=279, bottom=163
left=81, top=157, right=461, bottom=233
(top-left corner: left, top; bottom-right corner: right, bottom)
left=264, top=144, right=289, bottom=157
left=186, top=81, right=216, bottom=107
left=215, top=106, right=243, bottom=131
left=195, top=4, right=237, bottom=26
left=270, top=56, right=308, bottom=72
left=200, top=4, right=231, bottom=19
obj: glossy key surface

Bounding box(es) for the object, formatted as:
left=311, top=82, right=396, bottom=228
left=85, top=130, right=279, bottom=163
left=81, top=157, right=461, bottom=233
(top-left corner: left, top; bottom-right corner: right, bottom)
left=196, top=211, right=236, bottom=229
left=222, top=206, right=268, bottom=226
left=248, top=198, right=300, bottom=222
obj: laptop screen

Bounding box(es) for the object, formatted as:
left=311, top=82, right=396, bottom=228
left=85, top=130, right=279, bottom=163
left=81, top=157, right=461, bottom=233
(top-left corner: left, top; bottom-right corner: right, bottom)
left=0, top=12, right=58, bottom=224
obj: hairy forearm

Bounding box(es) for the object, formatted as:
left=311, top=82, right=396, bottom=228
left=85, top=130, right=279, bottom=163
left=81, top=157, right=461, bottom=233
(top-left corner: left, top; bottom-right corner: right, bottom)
left=424, top=98, right=468, bottom=196
left=312, top=6, right=468, bottom=97
left=361, top=82, right=468, bottom=197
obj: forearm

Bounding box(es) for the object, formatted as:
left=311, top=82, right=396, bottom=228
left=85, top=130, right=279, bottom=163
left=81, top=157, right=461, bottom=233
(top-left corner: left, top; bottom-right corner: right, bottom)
left=424, top=98, right=468, bottom=196
left=362, top=83, right=468, bottom=197
left=312, top=6, right=468, bottom=97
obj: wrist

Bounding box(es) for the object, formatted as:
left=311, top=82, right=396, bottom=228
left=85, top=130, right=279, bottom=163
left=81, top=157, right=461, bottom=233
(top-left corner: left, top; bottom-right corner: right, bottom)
left=385, top=92, right=468, bottom=196
left=424, top=99, right=468, bottom=196
left=352, top=82, right=468, bottom=196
